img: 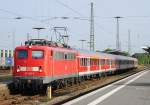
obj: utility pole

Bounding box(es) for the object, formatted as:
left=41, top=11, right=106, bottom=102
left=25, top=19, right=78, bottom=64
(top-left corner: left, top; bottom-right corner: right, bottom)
left=79, top=39, right=86, bottom=49
left=90, top=2, right=95, bottom=51
left=128, top=30, right=131, bottom=54
left=114, top=16, right=123, bottom=51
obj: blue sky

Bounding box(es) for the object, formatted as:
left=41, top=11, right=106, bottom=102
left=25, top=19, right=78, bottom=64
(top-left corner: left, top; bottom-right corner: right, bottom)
left=0, top=0, right=150, bottom=54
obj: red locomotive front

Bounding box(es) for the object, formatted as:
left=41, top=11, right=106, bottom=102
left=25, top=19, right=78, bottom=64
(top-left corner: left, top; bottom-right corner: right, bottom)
left=13, top=39, right=78, bottom=91
left=13, top=45, right=53, bottom=89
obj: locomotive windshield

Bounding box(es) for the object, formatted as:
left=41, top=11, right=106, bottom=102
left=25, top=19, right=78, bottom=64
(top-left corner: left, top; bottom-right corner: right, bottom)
left=18, top=50, right=28, bottom=59
left=32, top=50, right=44, bottom=59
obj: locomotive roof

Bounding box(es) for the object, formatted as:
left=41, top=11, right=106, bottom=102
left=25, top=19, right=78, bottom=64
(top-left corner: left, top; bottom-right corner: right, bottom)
left=15, top=45, right=77, bottom=53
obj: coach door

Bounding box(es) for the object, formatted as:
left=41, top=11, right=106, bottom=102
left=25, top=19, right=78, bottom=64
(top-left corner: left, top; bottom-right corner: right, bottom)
left=87, top=58, right=90, bottom=72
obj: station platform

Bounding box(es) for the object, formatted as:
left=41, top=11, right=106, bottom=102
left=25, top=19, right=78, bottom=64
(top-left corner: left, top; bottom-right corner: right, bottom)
left=64, top=70, right=150, bottom=105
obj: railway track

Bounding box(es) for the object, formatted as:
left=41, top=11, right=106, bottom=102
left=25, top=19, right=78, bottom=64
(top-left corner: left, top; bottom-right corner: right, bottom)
left=0, top=66, right=146, bottom=105
left=48, top=67, right=146, bottom=105
left=0, top=94, right=42, bottom=105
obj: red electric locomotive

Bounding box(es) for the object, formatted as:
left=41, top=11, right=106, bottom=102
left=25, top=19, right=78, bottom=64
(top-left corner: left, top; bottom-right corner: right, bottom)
left=13, top=39, right=78, bottom=90
left=13, top=39, right=138, bottom=91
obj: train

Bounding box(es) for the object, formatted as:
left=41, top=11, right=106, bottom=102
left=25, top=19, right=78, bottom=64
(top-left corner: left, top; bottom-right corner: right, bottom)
left=0, top=49, right=13, bottom=69
left=12, top=39, right=138, bottom=91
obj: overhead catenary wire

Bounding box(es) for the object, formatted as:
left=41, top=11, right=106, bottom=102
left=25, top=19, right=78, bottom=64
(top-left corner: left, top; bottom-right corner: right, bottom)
left=55, top=0, right=84, bottom=17
left=0, top=7, right=146, bottom=41
left=0, top=2, right=149, bottom=46
left=0, top=8, right=43, bottom=22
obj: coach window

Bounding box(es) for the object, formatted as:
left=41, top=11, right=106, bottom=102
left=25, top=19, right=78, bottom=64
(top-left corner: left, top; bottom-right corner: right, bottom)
left=119, top=60, right=122, bottom=64
left=94, top=59, right=96, bottom=65
left=98, top=59, right=100, bottom=65
left=101, top=59, right=105, bottom=66
left=82, top=58, right=84, bottom=66
left=64, top=53, right=68, bottom=60
left=70, top=53, right=73, bottom=60
left=32, top=50, right=44, bottom=59
left=72, top=53, right=76, bottom=60
left=70, top=53, right=75, bottom=60
left=84, top=58, right=88, bottom=66
left=71, top=53, right=73, bottom=60
left=125, top=60, right=127, bottom=64
left=61, top=52, right=64, bottom=59
left=80, top=58, right=82, bottom=66
left=106, top=59, right=110, bottom=65
left=119, top=60, right=122, bottom=65
left=99, top=59, right=101, bottom=65
left=104, top=59, right=106, bottom=65
left=114, top=60, right=117, bottom=65
left=116, top=60, right=119, bottom=65
left=112, top=60, right=114, bottom=65
left=110, top=60, right=112, bottom=65
left=18, top=50, right=28, bottom=59
left=80, top=58, right=83, bottom=66
left=95, top=59, right=98, bottom=66
left=90, top=59, right=92, bottom=65
left=68, top=53, right=71, bottom=60
left=55, top=51, right=61, bottom=59
left=80, top=58, right=87, bottom=66
left=57, top=52, right=62, bottom=59
left=83, top=58, right=85, bottom=66
left=53, top=51, right=58, bottom=59
left=90, top=59, right=93, bottom=65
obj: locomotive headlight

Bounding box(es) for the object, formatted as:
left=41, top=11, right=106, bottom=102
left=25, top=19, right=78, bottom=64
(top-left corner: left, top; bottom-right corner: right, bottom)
left=17, top=69, right=20, bottom=72
left=17, top=66, right=20, bottom=72
left=39, top=66, right=42, bottom=72
left=28, top=46, right=32, bottom=49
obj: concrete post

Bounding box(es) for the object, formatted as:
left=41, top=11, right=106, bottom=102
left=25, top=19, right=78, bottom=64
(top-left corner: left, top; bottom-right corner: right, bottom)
left=47, top=84, right=52, bottom=99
